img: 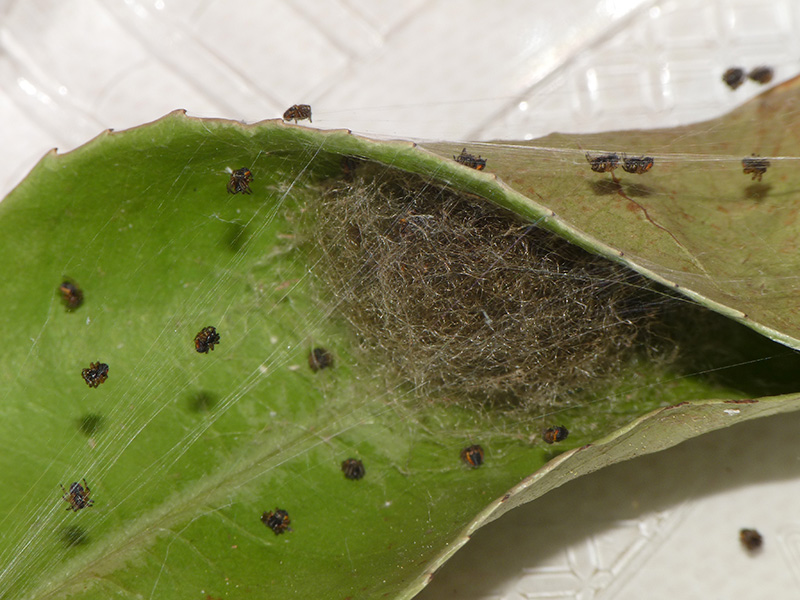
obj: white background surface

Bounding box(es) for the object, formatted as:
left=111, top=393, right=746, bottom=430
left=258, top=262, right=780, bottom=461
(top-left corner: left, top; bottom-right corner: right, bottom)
left=1, top=1, right=798, bottom=598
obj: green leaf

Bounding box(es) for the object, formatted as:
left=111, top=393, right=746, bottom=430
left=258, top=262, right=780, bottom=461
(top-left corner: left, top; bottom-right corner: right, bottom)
left=0, top=93, right=798, bottom=600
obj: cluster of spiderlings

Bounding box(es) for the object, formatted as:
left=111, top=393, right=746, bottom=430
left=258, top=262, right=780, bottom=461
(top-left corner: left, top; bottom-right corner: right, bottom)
left=227, top=167, right=253, bottom=194
left=261, top=509, right=292, bottom=535
left=723, top=66, right=774, bottom=90
left=60, top=479, right=93, bottom=512
left=194, top=326, right=221, bottom=354
left=740, top=528, right=763, bottom=551
left=460, top=444, right=484, bottom=468
left=283, top=103, right=312, bottom=123
left=542, top=426, right=569, bottom=444
left=82, top=362, right=109, bottom=388
left=59, top=279, right=232, bottom=515
left=742, top=155, right=770, bottom=181
left=308, top=347, right=333, bottom=371
left=586, top=153, right=654, bottom=175
left=453, top=148, right=487, bottom=171
left=590, top=149, right=770, bottom=182
left=59, top=280, right=83, bottom=310
left=341, top=458, right=365, bottom=480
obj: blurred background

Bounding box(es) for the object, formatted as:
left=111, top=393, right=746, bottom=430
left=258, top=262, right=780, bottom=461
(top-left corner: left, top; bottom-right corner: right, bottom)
left=0, top=0, right=798, bottom=598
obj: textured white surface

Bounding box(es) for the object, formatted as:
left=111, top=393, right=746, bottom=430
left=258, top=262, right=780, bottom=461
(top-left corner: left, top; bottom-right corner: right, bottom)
left=0, top=1, right=797, bottom=598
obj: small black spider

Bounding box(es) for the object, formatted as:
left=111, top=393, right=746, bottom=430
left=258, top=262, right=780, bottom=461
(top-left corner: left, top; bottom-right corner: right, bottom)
left=194, top=326, right=221, bottom=354
left=621, top=155, right=654, bottom=174
left=543, top=426, right=569, bottom=444
left=283, top=104, right=312, bottom=123
left=453, top=148, right=487, bottom=171
left=585, top=152, right=619, bottom=174
left=722, top=67, right=745, bottom=90
left=740, top=528, right=763, bottom=551
left=742, top=155, right=770, bottom=181
left=227, top=168, right=253, bottom=195
left=82, top=362, right=109, bottom=388
left=308, top=347, right=333, bottom=371
left=460, top=444, right=484, bottom=468
left=59, top=280, right=84, bottom=311
left=61, top=479, right=94, bottom=511
left=748, top=66, right=774, bottom=85
left=261, top=508, right=291, bottom=535
left=341, top=458, right=365, bottom=480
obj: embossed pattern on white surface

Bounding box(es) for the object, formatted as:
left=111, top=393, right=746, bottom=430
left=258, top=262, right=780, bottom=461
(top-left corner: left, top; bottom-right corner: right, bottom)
left=513, top=511, right=685, bottom=600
